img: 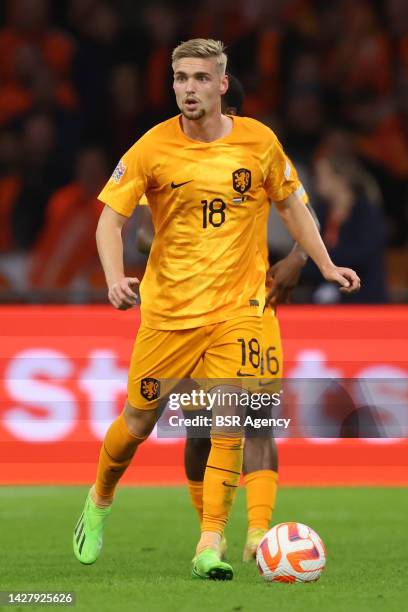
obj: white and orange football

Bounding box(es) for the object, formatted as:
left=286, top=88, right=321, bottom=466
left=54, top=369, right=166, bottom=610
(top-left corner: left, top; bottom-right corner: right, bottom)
left=256, top=522, right=326, bottom=583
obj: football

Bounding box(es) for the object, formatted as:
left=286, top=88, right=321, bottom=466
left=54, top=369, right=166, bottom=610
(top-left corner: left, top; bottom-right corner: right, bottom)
left=256, top=522, right=326, bottom=583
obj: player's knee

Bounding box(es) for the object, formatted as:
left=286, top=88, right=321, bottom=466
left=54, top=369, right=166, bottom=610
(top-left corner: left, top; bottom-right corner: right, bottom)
left=244, top=436, right=267, bottom=454
left=243, top=436, right=278, bottom=472
left=124, top=401, right=157, bottom=438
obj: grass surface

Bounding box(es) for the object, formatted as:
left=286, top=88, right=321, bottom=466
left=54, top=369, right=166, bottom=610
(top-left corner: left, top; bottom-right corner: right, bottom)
left=1, top=486, right=407, bottom=611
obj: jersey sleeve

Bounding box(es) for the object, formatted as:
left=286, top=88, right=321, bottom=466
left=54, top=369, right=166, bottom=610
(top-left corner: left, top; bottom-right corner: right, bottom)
left=295, top=182, right=309, bottom=205
left=264, top=134, right=303, bottom=203
left=285, top=157, right=309, bottom=205
left=98, top=138, right=151, bottom=217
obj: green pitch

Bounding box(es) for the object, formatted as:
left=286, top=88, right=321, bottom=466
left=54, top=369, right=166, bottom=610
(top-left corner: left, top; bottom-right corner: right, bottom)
left=1, top=486, right=407, bottom=612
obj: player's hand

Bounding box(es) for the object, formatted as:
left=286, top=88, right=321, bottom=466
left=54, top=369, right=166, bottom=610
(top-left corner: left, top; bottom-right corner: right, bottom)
left=265, top=251, right=306, bottom=307
left=321, top=264, right=361, bottom=293
left=108, top=277, right=140, bottom=309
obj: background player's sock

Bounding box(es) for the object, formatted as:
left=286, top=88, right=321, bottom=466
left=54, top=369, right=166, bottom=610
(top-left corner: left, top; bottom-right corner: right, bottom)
left=199, top=435, right=244, bottom=546
left=244, top=469, right=278, bottom=531
left=187, top=479, right=204, bottom=524
left=94, top=412, right=146, bottom=504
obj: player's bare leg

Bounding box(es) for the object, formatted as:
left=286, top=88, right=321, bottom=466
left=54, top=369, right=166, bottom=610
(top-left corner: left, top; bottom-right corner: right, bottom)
left=73, top=402, right=157, bottom=564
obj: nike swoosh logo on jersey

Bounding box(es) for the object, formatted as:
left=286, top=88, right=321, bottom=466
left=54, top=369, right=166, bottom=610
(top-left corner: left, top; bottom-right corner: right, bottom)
left=236, top=369, right=256, bottom=377
left=171, top=180, right=193, bottom=189
left=222, top=481, right=238, bottom=488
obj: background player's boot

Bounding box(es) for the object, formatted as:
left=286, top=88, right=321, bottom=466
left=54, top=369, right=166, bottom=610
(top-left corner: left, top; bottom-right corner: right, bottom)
left=73, top=492, right=111, bottom=564
left=192, top=548, right=233, bottom=580
left=242, top=528, right=267, bottom=562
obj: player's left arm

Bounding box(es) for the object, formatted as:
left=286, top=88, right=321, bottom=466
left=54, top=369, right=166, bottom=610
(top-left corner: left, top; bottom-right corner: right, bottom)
left=275, top=193, right=360, bottom=293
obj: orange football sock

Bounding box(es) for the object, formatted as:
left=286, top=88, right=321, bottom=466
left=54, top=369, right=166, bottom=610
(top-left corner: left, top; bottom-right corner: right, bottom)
left=200, top=435, right=244, bottom=540
left=244, top=469, right=279, bottom=531
left=95, top=412, right=146, bottom=500
left=187, top=479, right=204, bottom=525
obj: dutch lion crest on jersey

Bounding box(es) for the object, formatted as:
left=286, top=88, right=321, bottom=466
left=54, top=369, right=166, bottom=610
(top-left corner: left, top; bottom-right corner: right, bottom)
left=232, top=168, right=251, bottom=194
left=140, top=377, right=161, bottom=401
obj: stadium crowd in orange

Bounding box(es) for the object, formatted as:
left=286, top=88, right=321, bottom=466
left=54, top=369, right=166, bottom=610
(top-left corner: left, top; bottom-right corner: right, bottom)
left=0, top=0, right=407, bottom=302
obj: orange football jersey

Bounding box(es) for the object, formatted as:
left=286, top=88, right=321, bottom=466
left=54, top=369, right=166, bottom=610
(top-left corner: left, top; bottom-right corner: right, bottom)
left=98, top=115, right=303, bottom=329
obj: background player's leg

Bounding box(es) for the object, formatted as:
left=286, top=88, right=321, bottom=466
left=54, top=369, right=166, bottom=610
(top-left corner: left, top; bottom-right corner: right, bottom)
left=242, top=437, right=279, bottom=561
left=243, top=436, right=279, bottom=529
left=243, top=436, right=278, bottom=474
left=242, top=307, right=282, bottom=560
left=181, top=369, right=211, bottom=525
left=184, top=437, right=211, bottom=523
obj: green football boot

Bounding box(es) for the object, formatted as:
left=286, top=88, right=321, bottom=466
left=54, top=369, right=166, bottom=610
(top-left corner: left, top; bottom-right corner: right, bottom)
left=192, top=548, right=233, bottom=580
left=73, top=492, right=111, bottom=564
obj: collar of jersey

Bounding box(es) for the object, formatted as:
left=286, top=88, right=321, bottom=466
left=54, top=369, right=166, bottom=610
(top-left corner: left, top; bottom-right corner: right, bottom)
left=176, top=114, right=236, bottom=145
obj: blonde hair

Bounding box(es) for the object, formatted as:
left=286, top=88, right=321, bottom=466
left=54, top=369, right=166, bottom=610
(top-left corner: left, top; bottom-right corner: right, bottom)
left=172, top=38, right=227, bottom=74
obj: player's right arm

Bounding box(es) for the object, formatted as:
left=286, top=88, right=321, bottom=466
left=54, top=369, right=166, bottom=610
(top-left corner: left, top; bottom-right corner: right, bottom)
left=97, top=136, right=151, bottom=310
left=96, top=206, right=139, bottom=310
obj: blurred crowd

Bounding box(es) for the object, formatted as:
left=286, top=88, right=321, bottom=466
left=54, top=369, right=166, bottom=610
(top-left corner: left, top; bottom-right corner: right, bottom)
left=0, top=0, right=407, bottom=303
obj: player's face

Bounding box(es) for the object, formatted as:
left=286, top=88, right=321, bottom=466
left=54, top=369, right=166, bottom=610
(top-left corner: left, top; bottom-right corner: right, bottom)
left=173, top=57, right=228, bottom=121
